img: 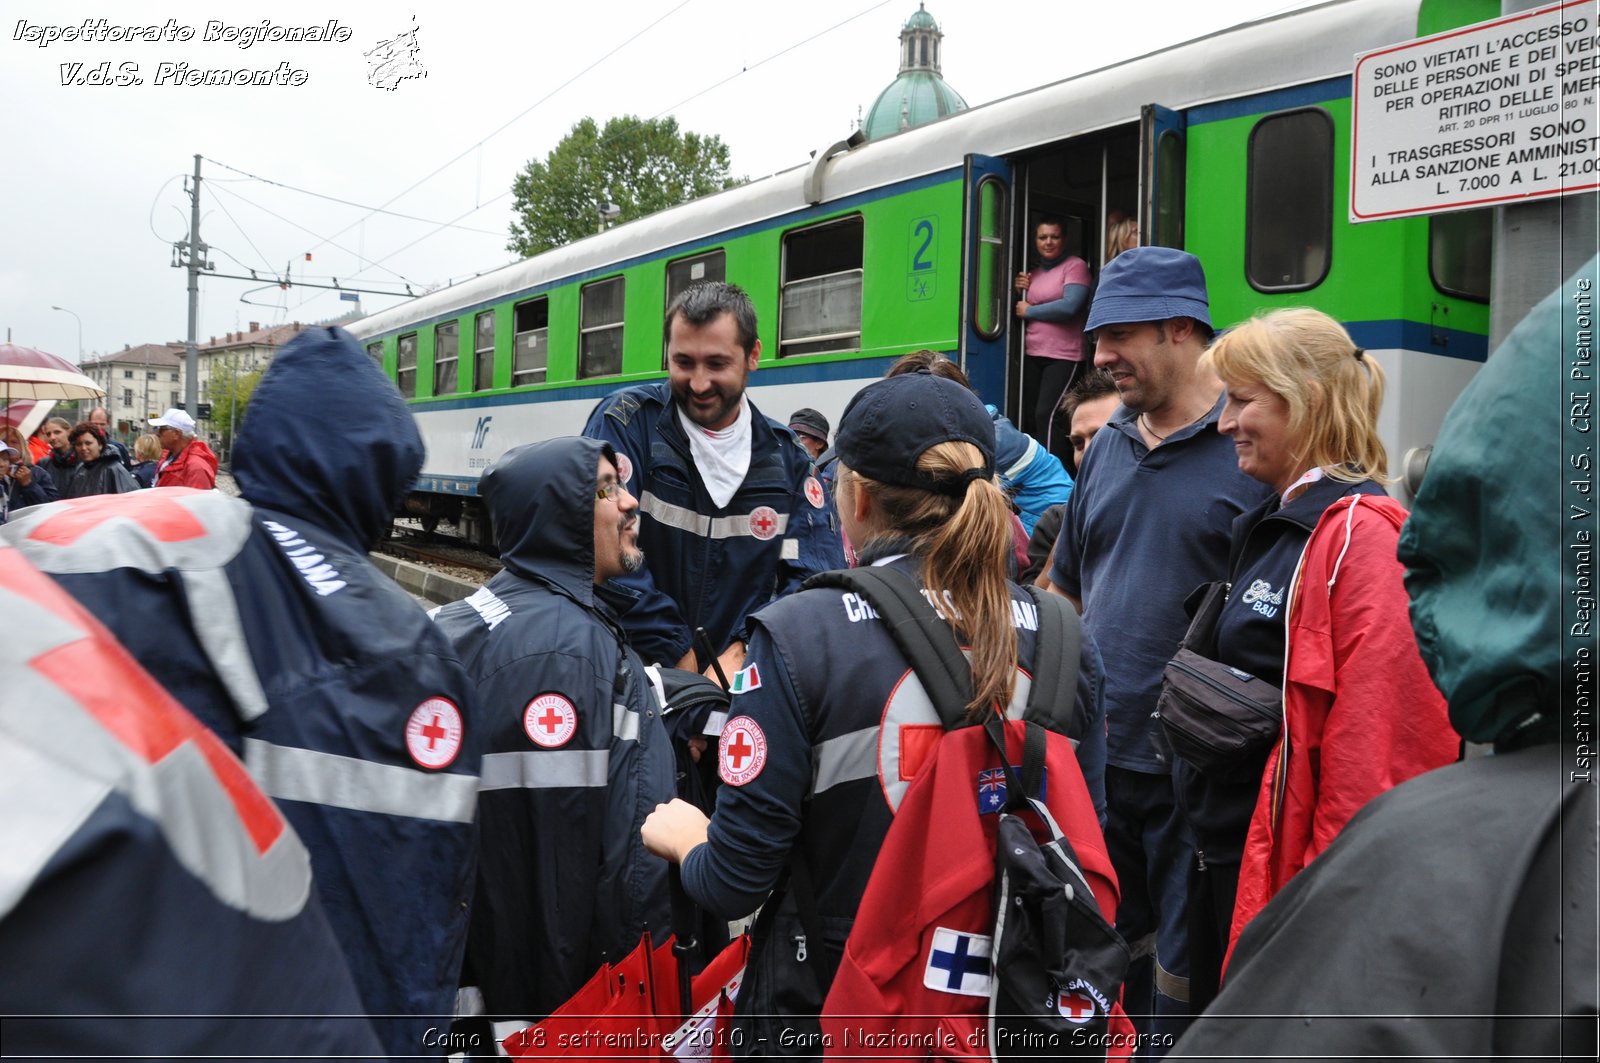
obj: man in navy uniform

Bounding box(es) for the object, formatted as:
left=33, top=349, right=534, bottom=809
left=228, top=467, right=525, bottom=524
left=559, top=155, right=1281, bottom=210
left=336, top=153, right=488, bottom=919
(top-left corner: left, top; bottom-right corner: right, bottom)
left=583, top=282, right=840, bottom=678
left=434, top=437, right=675, bottom=1031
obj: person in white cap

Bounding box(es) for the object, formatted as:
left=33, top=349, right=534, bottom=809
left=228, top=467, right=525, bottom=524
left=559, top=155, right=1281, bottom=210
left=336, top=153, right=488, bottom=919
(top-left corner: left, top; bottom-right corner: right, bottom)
left=148, top=407, right=218, bottom=489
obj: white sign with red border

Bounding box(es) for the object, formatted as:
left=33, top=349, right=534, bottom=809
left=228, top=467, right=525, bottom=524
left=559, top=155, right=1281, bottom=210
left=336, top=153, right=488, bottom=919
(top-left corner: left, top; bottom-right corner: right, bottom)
left=1351, top=0, right=1599, bottom=221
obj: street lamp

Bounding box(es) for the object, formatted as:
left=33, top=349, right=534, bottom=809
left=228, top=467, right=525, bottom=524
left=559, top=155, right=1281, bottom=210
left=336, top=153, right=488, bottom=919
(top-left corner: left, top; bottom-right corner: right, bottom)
left=50, top=305, right=82, bottom=363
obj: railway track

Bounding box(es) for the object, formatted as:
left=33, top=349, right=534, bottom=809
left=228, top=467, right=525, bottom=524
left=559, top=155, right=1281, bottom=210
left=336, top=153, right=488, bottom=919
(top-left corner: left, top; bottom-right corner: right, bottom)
left=377, top=536, right=502, bottom=579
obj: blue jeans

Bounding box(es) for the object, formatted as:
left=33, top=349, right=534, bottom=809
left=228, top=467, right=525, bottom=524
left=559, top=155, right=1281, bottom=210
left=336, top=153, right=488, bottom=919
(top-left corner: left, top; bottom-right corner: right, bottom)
left=1104, top=765, right=1193, bottom=1056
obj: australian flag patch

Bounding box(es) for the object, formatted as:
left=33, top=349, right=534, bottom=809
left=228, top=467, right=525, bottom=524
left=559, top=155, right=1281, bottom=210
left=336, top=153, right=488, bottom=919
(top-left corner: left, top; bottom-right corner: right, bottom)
left=975, top=765, right=1047, bottom=814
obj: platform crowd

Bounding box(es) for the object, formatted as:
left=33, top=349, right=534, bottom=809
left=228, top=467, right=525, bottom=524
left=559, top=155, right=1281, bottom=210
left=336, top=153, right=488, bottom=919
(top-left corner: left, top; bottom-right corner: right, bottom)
left=1, top=250, right=1592, bottom=1062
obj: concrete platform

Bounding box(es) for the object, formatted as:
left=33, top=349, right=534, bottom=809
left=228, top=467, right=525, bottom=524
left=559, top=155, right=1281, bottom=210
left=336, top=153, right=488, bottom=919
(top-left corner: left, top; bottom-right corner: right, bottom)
left=369, top=553, right=481, bottom=606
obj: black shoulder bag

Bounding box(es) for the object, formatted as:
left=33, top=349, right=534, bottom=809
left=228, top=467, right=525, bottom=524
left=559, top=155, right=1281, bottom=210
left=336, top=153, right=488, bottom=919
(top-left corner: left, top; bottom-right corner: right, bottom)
left=1155, top=575, right=1283, bottom=775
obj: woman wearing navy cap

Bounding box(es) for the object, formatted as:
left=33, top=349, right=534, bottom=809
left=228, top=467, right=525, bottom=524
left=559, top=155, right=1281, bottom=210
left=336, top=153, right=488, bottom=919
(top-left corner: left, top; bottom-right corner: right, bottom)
left=643, top=370, right=1112, bottom=1055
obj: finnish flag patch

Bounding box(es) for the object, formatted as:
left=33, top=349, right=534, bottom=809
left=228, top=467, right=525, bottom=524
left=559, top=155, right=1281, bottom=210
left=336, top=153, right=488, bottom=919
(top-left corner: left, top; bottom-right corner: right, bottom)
left=923, top=927, right=993, bottom=997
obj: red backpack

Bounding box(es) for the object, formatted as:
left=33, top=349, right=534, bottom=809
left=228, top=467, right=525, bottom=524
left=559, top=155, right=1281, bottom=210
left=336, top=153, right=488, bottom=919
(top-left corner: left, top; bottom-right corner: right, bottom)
left=802, top=569, right=1134, bottom=1060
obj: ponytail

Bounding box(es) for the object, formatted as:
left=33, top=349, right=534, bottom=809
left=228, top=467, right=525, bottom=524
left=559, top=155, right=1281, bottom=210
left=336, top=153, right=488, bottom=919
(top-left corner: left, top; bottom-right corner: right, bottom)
left=844, top=440, right=1019, bottom=717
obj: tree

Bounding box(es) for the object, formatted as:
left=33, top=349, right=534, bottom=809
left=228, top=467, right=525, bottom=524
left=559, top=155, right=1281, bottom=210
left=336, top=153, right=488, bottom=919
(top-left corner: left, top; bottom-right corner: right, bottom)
left=507, top=116, right=740, bottom=257
left=210, top=366, right=262, bottom=458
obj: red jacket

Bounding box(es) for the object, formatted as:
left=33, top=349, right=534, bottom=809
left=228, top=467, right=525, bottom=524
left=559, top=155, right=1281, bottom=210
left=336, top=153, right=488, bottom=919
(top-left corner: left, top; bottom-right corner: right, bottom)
left=1229, top=495, right=1456, bottom=956
left=156, top=438, right=219, bottom=489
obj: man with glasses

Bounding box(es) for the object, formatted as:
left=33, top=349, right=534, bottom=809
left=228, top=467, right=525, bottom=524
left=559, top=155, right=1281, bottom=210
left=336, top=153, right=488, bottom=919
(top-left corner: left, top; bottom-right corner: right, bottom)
left=434, top=436, right=675, bottom=1038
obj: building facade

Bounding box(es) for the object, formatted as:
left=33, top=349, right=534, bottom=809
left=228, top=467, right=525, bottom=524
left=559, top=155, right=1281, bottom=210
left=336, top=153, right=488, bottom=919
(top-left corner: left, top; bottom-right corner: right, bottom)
left=81, top=343, right=185, bottom=443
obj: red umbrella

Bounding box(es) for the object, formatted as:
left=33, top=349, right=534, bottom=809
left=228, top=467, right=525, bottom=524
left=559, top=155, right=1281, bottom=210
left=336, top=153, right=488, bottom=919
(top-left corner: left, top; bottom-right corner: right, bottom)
left=0, top=343, right=104, bottom=404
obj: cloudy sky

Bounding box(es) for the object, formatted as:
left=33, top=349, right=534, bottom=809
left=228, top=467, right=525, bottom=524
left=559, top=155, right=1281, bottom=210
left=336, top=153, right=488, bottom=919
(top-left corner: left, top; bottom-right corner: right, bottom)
left=1, top=0, right=1321, bottom=361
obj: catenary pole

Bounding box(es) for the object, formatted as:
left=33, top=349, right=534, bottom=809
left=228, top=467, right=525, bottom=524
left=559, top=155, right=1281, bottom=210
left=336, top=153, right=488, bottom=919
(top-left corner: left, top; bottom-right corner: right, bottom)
left=183, top=154, right=204, bottom=416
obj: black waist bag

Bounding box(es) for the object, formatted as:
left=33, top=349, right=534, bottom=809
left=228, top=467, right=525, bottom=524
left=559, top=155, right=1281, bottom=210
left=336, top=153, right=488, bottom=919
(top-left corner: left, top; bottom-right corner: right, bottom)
left=1156, top=581, right=1282, bottom=774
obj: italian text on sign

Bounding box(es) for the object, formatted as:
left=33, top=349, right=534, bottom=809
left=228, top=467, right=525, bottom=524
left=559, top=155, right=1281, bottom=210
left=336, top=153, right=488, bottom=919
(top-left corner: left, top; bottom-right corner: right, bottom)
left=1351, top=0, right=1599, bottom=221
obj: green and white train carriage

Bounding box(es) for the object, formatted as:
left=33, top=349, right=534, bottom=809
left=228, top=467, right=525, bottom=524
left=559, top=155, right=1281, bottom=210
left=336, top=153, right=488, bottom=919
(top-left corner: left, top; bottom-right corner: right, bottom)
left=349, top=0, right=1496, bottom=537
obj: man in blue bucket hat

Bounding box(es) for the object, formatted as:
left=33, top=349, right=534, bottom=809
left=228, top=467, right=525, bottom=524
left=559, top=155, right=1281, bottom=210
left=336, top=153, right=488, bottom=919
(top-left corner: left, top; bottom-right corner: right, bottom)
left=1046, top=247, right=1271, bottom=1045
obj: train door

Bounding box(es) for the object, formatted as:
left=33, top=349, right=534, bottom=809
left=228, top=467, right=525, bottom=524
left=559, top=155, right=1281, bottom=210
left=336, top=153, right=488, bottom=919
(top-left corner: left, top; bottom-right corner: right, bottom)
left=960, top=153, right=1012, bottom=406
left=1140, top=104, right=1187, bottom=248
left=1003, top=128, right=1139, bottom=448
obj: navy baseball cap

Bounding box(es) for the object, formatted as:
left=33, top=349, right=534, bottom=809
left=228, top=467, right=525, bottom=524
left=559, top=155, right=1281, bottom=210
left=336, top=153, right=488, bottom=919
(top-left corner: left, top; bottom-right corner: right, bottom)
left=1085, top=246, right=1212, bottom=332
left=835, top=371, right=995, bottom=494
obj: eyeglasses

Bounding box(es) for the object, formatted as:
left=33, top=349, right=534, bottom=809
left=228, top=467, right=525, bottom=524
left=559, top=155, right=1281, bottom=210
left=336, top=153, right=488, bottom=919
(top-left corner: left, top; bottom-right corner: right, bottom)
left=595, top=481, right=624, bottom=502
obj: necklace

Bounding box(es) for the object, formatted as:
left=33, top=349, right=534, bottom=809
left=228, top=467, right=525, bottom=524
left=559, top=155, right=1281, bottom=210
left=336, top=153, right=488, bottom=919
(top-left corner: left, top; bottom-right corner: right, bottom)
left=1139, top=413, right=1169, bottom=443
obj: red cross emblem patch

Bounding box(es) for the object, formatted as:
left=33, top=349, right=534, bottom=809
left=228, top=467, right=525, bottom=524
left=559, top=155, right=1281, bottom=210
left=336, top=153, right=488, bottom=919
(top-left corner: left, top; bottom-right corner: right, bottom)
left=524, top=693, right=578, bottom=748
left=804, top=477, right=825, bottom=509
left=718, top=716, right=768, bottom=786
left=405, top=697, right=464, bottom=769
left=614, top=452, right=634, bottom=486
left=1055, top=990, right=1097, bottom=1024
left=748, top=506, right=779, bottom=541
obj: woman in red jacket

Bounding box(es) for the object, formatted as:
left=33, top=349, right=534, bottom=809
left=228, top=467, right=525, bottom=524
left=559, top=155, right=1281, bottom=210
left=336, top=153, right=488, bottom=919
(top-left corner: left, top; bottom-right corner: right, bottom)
left=1181, top=309, right=1457, bottom=998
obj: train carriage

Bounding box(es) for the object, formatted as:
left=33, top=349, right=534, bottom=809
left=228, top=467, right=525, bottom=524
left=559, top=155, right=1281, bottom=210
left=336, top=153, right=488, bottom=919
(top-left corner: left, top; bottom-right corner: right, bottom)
left=347, top=0, right=1497, bottom=541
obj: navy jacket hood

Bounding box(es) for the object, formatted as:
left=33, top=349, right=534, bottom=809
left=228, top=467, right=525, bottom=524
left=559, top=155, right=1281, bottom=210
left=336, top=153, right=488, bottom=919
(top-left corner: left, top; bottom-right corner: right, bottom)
left=483, top=437, right=613, bottom=606
left=233, top=327, right=424, bottom=551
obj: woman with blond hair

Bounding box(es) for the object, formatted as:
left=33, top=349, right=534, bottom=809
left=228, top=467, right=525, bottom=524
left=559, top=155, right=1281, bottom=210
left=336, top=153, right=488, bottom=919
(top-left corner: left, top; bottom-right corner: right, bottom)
left=129, top=433, right=163, bottom=489
left=1176, top=308, right=1456, bottom=1008
left=1104, top=217, right=1139, bottom=264
left=642, top=371, right=1110, bottom=1049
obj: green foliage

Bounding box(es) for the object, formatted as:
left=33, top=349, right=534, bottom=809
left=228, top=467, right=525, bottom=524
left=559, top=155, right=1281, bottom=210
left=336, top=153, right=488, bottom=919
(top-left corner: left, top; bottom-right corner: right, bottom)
left=210, top=367, right=263, bottom=443
left=507, top=115, right=741, bottom=257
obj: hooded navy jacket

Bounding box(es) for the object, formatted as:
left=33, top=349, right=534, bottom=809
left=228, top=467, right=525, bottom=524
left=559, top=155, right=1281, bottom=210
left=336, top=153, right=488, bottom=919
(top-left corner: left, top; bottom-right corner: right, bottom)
left=1, top=327, right=480, bottom=1058
left=583, top=381, right=840, bottom=666
left=0, top=550, right=382, bottom=1058
left=433, top=437, right=674, bottom=1022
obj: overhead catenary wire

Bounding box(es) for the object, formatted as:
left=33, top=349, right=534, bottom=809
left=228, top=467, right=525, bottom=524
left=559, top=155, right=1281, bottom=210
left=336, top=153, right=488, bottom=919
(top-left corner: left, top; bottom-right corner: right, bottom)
left=303, top=0, right=698, bottom=259
left=207, top=182, right=425, bottom=290
left=283, top=0, right=900, bottom=313
left=200, top=156, right=506, bottom=238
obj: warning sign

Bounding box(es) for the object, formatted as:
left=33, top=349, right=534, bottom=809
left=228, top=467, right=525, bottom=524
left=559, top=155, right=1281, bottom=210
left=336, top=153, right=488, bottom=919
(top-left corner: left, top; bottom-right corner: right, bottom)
left=1351, top=0, right=1599, bottom=221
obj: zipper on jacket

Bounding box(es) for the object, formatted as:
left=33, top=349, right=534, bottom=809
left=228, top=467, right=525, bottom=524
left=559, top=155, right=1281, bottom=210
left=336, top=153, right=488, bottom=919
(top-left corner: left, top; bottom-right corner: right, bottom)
left=794, top=934, right=808, bottom=962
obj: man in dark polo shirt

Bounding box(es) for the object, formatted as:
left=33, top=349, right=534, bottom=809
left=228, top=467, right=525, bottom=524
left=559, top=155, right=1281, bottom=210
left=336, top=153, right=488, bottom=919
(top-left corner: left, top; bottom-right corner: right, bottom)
left=1047, top=247, right=1271, bottom=1049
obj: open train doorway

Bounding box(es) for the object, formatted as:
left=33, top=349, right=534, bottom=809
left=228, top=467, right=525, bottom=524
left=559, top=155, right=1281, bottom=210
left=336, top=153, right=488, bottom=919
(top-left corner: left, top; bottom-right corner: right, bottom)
left=1002, top=111, right=1184, bottom=463
left=1006, top=126, right=1135, bottom=459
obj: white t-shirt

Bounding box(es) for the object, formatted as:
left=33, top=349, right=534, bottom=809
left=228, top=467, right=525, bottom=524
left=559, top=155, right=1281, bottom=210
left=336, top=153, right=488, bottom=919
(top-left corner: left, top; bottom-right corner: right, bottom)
left=678, top=399, right=752, bottom=509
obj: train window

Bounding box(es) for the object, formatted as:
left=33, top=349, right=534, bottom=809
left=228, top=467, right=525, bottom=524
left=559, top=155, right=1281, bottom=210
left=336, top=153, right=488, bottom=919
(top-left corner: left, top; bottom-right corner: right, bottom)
left=397, top=333, right=418, bottom=398
left=1155, top=130, right=1186, bottom=249
left=580, top=278, right=626, bottom=378
left=780, top=216, right=864, bottom=357
left=664, top=251, right=727, bottom=368
left=973, top=177, right=1008, bottom=341
left=1246, top=108, right=1332, bottom=292
left=513, top=297, right=549, bottom=386
left=1429, top=209, right=1492, bottom=303
left=434, top=320, right=460, bottom=395
left=474, top=311, right=496, bottom=390
left=366, top=341, right=382, bottom=365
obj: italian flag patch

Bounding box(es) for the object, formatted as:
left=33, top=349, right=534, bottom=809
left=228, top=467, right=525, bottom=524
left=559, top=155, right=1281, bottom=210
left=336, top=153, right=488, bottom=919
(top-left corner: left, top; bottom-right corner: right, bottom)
left=728, top=664, right=762, bottom=695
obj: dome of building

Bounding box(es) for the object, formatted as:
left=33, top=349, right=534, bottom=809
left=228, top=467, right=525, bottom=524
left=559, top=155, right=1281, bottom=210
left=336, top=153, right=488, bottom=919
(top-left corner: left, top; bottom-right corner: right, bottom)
left=862, top=5, right=968, bottom=141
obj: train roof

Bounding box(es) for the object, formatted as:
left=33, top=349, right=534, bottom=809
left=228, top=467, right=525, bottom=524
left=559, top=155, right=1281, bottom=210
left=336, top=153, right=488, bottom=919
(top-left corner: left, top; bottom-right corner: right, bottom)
left=349, top=0, right=1419, bottom=340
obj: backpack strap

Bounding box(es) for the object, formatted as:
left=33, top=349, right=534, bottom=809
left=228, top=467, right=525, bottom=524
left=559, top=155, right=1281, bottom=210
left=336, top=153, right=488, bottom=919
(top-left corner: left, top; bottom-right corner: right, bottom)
left=802, top=567, right=972, bottom=726
left=1022, top=585, right=1081, bottom=738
